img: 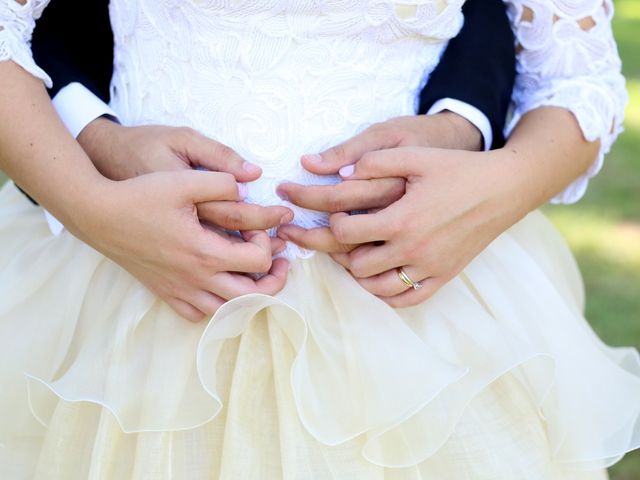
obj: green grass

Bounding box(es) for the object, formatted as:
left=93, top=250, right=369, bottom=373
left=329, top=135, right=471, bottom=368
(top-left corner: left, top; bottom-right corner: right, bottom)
left=1, top=3, right=639, bottom=476
left=541, top=1, right=640, bottom=476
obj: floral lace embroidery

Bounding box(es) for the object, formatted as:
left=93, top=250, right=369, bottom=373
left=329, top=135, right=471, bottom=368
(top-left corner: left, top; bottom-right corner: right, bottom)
left=0, top=0, right=627, bottom=248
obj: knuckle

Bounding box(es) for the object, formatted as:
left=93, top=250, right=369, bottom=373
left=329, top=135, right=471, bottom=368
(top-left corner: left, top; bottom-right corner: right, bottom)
left=175, top=126, right=196, bottom=143
left=330, top=143, right=349, bottom=165
left=194, top=244, right=221, bottom=271
left=406, top=251, right=422, bottom=267
left=359, top=151, right=375, bottom=170
left=387, top=179, right=406, bottom=201
left=216, top=172, right=238, bottom=192
left=368, top=122, right=388, bottom=139
left=216, top=144, right=236, bottom=163
left=217, top=171, right=236, bottom=184
left=257, top=258, right=273, bottom=273
left=368, top=121, right=400, bottom=144
left=338, top=242, right=354, bottom=254
left=220, top=208, right=245, bottom=229
left=368, top=122, right=384, bottom=132
left=253, top=252, right=273, bottom=273
left=260, top=278, right=281, bottom=296
left=330, top=222, right=348, bottom=244
left=327, top=195, right=346, bottom=213
left=387, top=217, right=405, bottom=237
left=291, top=231, right=309, bottom=249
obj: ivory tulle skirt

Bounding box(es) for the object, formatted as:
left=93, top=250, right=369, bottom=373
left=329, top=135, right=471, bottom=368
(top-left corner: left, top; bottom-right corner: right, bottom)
left=0, top=181, right=639, bottom=479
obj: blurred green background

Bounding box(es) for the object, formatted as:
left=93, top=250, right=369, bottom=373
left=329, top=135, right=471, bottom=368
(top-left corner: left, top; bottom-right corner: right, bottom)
left=544, top=1, right=639, bottom=478
left=0, top=1, right=638, bottom=477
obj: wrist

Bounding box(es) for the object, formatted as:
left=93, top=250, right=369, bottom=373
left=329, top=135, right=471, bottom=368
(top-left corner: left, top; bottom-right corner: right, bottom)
left=486, top=147, right=545, bottom=220
left=51, top=172, right=116, bottom=238
left=426, top=111, right=483, bottom=151
left=77, top=117, right=129, bottom=180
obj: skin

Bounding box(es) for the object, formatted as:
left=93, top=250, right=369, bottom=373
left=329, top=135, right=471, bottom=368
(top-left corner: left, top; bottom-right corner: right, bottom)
left=0, top=56, right=598, bottom=315
left=72, top=112, right=485, bottom=312
left=277, top=108, right=599, bottom=307
left=0, top=60, right=290, bottom=321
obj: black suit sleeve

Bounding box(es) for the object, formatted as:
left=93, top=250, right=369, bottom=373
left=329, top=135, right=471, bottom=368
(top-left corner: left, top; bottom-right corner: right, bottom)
left=419, top=0, right=516, bottom=149
left=31, top=0, right=113, bottom=102
left=31, top=0, right=514, bottom=149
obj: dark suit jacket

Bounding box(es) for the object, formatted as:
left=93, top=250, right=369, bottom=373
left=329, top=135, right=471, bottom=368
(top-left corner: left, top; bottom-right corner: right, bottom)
left=31, top=0, right=515, bottom=148
left=22, top=0, right=515, bottom=204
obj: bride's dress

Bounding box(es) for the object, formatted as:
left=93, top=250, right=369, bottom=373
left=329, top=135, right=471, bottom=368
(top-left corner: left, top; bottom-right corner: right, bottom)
left=0, top=1, right=638, bottom=479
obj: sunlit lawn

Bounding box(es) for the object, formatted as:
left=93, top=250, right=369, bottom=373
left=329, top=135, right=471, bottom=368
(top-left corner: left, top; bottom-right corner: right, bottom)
left=0, top=2, right=639, bottom=477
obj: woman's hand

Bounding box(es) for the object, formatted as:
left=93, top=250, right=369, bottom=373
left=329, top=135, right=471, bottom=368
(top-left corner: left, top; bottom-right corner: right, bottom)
left=279, top=108, right=598, bottom=308
left=74, top=169, right=290, bottom=321
left=322, top=147, right=526, bottom=307
left=276, top=112, right=482, bottom=254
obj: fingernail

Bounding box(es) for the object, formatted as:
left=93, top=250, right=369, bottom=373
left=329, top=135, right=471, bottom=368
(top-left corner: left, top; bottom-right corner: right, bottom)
left=238, top=183, right=248, bottom=199
left=275, top=242, right=287, bottom=253
left=302, top=153, right=322, bottom=164
left=339, top=164, right=355, bottom=178
left=280, top=212, right=293, bottom=225
left=243, top=161, right=261, bottom=174
left=276, top=186, right=289, bottom=201
left=278, top=230, right=290, bottom=241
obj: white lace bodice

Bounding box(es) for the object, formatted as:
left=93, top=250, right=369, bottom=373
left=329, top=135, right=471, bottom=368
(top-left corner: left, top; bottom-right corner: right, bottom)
left=0, top=0, right=628, bottom=253
left=106, top=0, right=464, bottom=259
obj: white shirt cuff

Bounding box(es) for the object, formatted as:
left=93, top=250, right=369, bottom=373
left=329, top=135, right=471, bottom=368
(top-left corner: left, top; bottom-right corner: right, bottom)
left=45, top=83, right=117, bottom=236
left=427, top=98, right=493, bottom=152
left=52, top=82, right=118, bottom=139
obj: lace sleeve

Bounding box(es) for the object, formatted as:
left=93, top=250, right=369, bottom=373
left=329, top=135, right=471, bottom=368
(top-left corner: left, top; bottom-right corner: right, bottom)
left=0, top=0, right=51, bottom=86
left=504, top=0, right=627, bottom=203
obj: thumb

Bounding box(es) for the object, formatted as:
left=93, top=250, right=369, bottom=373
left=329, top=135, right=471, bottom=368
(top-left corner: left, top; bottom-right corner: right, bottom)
left=338, top=147, right=420, bottom=181
left=175, top=128, right=262, bottom=182
left=301, top=124, right=400, bottom=175
left=175, top=169, right=244, bottom=204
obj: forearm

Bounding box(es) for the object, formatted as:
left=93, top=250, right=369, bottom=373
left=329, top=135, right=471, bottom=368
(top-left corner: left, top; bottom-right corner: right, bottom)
left=494, top=107, right=600, bottom=217
left=0, top=61, right=108, bottom=231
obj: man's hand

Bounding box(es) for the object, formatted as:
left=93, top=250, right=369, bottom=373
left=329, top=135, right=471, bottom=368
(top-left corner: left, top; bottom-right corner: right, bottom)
left=276, top=112, right=482, bottom=253
left=78, top=118, right=294, bottom=230
left=75, top=169, right=290, bottom=322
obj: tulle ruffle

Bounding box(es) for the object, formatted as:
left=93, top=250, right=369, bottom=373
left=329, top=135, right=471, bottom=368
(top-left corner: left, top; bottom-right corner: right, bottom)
left=0, top=181, right=639, bottom=478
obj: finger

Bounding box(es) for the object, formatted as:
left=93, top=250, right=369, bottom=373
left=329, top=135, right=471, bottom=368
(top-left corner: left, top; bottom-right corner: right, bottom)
left=166, top=297, right=206, bottom=322
left=276, top=178, right=405, bottom=213
left=329, top=211, right=397, bottom=244
left=209, top=258, right=288, bottom=299
left=239, top=230, right=287, bottom=257
left=278, top=224, right=357, bottom=253
left=177, top=170, right=243, bottom=203
left=338, top=147, right=421, bottom=181
left=379, top=277, right=442, bottom=308
left=197, top=201, right=294, bottom=231
left=330, top=251, right=351, bottom=271
left=301, top=124, right=403, bottom=175
left=187, top=290, right=226, bottom=317
left=344, top=243, right=400, bottom=278
left=254, top=257, right=289, bottom=295
left=174, top=128, right=262, bottom=182
left=271, top=237, right=286, bottom=256
left=202, top=229, right=273, bottom=273
left=355, top=268, right=413, bottom=297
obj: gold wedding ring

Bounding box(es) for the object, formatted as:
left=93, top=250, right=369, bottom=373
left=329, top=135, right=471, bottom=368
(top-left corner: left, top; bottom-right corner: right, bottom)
left=397, top=268, right=423, bottom=290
